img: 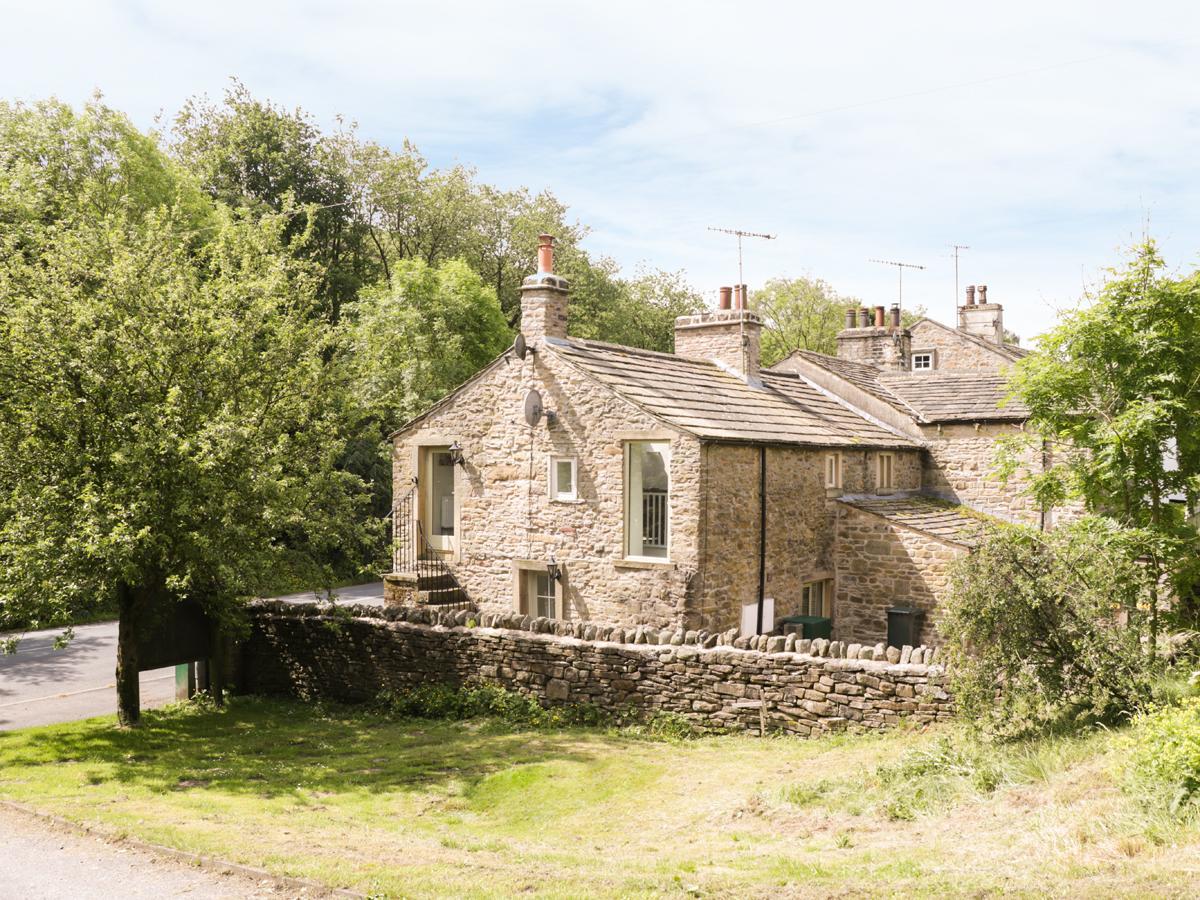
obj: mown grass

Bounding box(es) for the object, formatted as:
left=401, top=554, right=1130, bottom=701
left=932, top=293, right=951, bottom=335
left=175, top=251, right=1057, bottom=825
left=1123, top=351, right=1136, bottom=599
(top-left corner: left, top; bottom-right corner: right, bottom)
left=0, top=696, right=1197, bottom=898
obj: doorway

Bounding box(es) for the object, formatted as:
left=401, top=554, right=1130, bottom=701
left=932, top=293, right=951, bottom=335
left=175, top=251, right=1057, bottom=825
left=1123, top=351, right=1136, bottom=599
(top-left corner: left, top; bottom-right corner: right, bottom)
left=422, top=446, right=456, bottom=554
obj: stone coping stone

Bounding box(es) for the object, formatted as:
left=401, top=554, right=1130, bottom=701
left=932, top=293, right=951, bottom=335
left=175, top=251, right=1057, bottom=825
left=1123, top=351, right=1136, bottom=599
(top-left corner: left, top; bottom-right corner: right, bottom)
left=249, top=601, right=944, bottom=676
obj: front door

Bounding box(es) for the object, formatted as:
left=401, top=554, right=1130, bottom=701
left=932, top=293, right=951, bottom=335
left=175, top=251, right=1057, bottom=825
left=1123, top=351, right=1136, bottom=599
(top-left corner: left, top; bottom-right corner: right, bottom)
left=423, top=447, right=456, bottom=554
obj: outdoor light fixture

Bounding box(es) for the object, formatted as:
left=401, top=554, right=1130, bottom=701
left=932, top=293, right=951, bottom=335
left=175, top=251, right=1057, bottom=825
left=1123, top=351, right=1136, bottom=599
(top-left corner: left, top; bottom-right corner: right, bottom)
left=546, top=552, right=563, bottom=583
left=448, top=440, right=466, bottom=466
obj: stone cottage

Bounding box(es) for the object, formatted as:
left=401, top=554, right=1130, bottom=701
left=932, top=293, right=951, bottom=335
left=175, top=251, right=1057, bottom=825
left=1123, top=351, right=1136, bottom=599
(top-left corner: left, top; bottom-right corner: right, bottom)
left=386, top=235, right=1047, bottom=646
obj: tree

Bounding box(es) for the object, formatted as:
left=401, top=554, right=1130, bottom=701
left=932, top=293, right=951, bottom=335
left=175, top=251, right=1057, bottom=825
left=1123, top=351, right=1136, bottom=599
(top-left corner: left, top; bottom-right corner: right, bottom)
left=750, top=277, right=860, bottom=365
left=171, top=81, right=373, bottom=322
left=346, top=258, right=511, bottom=430
left=0, top=101, right=371, bottom=725
left=1000, top=240, right=1200, bottom=635
left=943, top=518, right=1161, bottom=737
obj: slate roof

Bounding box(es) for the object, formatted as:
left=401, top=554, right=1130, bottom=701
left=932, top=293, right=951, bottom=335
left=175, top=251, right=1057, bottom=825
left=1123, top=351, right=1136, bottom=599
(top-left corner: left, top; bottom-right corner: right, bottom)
left=838, top=494, right=987, bottom=547
left=780, top=349, right=1027, bottom=424
left=787, top=350, right=906, bottom=405
left=878, top=372, right=1027, bottom=423
left=547, top=337, right=916, bottom=448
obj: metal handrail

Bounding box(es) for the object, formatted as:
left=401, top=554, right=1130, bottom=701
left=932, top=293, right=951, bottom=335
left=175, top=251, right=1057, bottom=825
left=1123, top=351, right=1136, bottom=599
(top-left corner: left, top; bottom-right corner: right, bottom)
left=392, top=486, right=468, bottom=606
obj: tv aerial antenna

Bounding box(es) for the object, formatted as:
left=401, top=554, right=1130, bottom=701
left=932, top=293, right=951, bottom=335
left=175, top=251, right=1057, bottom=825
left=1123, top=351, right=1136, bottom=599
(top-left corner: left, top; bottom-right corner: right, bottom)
left=707, top=226, right=776, bottom=288
left=950, top=244, right=970, bottom=320
left=869, top=258, right=925, bottom=306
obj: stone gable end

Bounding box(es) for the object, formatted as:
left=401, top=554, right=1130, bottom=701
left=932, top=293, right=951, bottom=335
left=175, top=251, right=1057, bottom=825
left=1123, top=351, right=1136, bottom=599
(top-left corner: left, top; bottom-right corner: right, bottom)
left=392, top=346, right=702, bottom=627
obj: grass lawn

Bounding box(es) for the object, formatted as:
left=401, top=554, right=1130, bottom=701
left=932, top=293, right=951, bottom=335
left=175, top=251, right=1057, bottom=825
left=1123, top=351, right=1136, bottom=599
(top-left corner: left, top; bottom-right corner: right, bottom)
left=0, top=697, right=1197, bottom=898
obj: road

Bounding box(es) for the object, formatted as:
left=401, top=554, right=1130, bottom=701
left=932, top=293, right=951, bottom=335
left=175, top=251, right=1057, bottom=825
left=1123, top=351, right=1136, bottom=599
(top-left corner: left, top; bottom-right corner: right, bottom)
left=0, top=581, right=384, bottom=732
left=0, top=805, right=320, bottom=899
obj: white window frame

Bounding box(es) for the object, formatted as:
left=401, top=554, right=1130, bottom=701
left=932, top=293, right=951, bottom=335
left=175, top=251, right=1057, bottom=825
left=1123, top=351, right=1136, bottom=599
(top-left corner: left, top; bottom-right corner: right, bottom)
left=624, top=441, right=671, bottom=561
left=513, top=561, right=564, bottom=619
left=801, top=578, right=833, bottom=618
left=911, top=351, right=934, bottom=371
left=549, top=456, right=578, bottom=502
left=877, top=452, right=895, bottom=491
left=825, top=452, right=842, bottom=489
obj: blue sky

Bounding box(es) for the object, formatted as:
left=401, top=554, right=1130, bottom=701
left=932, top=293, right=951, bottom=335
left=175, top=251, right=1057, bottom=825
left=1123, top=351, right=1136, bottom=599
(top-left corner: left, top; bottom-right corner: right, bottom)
left=4, top=0, right=1199, bottom=342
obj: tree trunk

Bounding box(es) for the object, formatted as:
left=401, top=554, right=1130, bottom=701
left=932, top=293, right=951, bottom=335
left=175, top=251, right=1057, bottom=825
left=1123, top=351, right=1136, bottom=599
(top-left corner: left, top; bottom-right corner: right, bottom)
left=115, top=582, right=141, bottom=727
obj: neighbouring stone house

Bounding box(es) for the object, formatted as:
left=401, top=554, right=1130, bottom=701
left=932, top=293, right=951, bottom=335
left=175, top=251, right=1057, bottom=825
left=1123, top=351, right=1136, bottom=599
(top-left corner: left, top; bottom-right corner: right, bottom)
left=385, top=236, right=1049, bottom=647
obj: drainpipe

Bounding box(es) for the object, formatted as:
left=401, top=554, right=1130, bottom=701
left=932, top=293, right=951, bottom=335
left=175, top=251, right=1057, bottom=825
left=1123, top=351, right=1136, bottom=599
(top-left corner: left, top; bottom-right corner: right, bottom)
left=757, top=445, right=767, bottom=634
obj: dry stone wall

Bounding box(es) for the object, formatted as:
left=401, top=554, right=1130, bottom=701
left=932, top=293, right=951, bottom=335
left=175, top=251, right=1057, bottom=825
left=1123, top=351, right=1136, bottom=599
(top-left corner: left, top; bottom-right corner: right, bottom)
left=241, top=602, right=953, bottom=736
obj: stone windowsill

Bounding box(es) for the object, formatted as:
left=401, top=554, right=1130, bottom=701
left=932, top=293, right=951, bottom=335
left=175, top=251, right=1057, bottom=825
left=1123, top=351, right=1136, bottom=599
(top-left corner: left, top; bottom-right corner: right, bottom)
left=613, top=558, right=675, bottom=571
left=549, top=498, right=587, bottom=505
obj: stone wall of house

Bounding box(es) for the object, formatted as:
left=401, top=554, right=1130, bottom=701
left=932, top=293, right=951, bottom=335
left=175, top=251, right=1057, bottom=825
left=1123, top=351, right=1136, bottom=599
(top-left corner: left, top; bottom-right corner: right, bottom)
left=919, top=422, right=1044, bottom=524
left=392, top=347, right=702, bottom=629
left=692, top=445, right=924, bottom=632
left=908, top=320, right=1013, bottom=373
left=834, top=503, right=967, bottom=646
left=240, top=603, right=953, bottom=736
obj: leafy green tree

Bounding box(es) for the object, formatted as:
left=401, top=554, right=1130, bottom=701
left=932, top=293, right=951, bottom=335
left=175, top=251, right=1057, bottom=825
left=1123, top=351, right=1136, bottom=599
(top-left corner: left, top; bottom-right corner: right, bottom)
left=943, top=518, right=1160, bottom=737
left=565, top=264, right=705, bottom=352
left=346, top=258, right=511, bottom=429
left=171, top=81, right=374, bottom=321
left=750, top=277, right=860, bottom=365
left=0, top=101, right=371, bottom=725
left=1000, top=240, right=1200, bottom=635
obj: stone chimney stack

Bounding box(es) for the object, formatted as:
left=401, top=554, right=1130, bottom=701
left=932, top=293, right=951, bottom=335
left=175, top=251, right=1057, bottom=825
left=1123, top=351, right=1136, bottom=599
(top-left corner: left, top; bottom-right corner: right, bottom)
left=957, top=283, right=1004, bottom=344
left=835, top=301, right=912, bottom=370
left=519, top=234, right=569, bottom=342
left=674, top=286, right=762, bottom=381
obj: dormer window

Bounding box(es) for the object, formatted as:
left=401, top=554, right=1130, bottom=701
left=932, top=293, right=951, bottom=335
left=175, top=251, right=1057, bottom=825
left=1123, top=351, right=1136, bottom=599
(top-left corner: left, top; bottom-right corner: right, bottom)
left=911, top=352, right=934, bottom=371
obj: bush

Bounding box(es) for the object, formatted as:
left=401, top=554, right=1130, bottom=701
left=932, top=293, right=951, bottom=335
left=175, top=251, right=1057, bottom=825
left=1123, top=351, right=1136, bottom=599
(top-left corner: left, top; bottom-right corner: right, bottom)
left=942, top=517, right=1160, bottom=738
left=1127, top=698, right=1200, bottom=815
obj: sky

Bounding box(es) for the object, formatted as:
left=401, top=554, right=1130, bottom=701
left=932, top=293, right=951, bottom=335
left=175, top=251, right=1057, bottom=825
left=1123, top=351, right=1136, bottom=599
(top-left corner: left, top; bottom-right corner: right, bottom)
left=3, top=0, right=1199, bottom=343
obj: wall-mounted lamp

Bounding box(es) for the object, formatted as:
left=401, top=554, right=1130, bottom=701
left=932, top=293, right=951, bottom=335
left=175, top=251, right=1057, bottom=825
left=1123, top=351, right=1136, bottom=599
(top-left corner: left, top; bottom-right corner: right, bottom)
left=448, top=440, right=466, bottom=466
left=546, top=552, right=563, bottom=583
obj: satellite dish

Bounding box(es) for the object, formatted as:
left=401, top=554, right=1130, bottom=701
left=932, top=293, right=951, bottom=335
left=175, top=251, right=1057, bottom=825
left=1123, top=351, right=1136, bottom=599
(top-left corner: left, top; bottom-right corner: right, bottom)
left=513, top=333, right=527, bottom=360
left=524, top=389, right=543, bottom=427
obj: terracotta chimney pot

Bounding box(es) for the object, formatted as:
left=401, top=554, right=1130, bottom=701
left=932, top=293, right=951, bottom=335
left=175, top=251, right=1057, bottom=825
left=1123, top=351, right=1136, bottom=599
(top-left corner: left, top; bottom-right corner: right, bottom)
left=965, top=284, right=975, bottom=306
left=537, top=234, right=554, bottom=274
left=874, top=306, right=886, bottom=327
left=719, top=286, right=732, bottom=310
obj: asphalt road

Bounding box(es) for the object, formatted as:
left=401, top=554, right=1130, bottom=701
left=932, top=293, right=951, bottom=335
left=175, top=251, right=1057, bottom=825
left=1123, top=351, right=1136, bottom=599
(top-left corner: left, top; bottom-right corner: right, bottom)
left=0, top=805, right=312, bottom=899
left=0, top=581, right=384, bottom=732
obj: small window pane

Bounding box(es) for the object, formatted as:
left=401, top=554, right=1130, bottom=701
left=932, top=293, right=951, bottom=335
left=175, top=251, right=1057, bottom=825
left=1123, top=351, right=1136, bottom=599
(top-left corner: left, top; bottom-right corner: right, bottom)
left=534, top=572, right=555, bottom=618
left=555, top=460, right=574, bottom=498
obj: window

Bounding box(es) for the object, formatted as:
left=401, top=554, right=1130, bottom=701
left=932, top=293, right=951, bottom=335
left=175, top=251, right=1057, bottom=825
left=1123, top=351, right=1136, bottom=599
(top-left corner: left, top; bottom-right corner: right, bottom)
left=876, top=452, right=895, bottom=490
left=801, top=579, right=832, bottom=618
left=825, top=452, right=842, bottom=489
left=625, top=441, right=670, bottom=559
left=520, top=569, right=558, bottom=619
left=911, top=352, right=934, bottom=371
left=549, top=456, right=577, bottom=501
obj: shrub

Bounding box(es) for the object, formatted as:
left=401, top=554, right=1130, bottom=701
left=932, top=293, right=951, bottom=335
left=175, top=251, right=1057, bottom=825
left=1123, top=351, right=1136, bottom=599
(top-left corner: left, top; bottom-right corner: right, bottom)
left=942, top=517, right=1160, bottom=738
left=1127, top=697, right=1200, bottom=815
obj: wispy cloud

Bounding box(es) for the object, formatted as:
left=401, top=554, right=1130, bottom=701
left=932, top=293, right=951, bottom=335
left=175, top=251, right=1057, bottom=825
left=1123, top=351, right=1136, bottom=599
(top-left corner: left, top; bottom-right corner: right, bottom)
left=5, top=0, right=1199, bottom=339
